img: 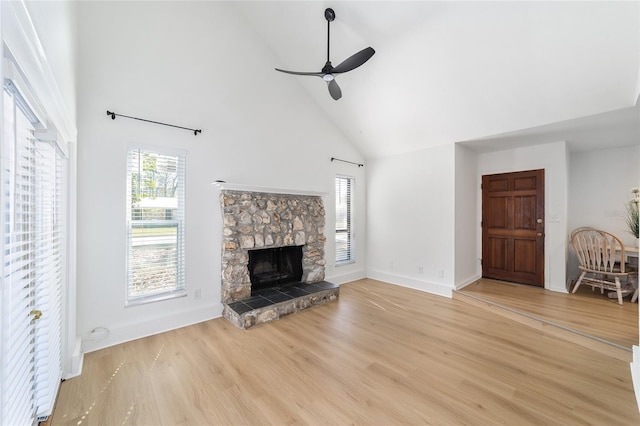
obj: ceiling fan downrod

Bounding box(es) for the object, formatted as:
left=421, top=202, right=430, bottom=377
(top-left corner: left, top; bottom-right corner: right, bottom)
left=324, top=8, right=335, bottom=71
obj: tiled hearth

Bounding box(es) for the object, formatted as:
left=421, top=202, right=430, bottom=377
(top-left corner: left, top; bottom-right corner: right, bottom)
left=223, top=281, right=339, bottom=329
left=219, top=188, right=339, bottom=329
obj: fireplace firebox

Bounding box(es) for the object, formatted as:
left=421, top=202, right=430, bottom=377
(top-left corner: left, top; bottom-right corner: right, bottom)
left=248, top=245, right=303, bottom=293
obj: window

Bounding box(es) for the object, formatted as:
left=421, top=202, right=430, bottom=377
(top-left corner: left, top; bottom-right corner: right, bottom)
left=2, top=81, right=66, bottom=424
left=335, top=176, right=354, bottom=264
left=126, top=147, right=186, bottom=305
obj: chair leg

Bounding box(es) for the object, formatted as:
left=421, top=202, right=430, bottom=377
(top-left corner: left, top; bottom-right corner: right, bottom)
left=630, top=273, right=638, bottom=303
left=599, top=274, right=604, bottom=294
left=615, top=277, right=623, bottom=305
left=572, top=272, right=586, bottom=293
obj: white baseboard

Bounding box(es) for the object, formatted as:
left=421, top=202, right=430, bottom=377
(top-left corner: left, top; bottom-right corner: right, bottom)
left=455, top=275, right=482, bottom=290
left=81, top=303, right=221, bottom=354
left=326, top=269, right=367, bottom=285
left=63, top=337, right=84, bottom=379
left=366, top=269, right=453, bottom=298
left=632, top=345, right=640, bottom=412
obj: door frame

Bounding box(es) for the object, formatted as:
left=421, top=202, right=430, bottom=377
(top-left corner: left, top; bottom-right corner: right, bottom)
left=471, top=143, right=572, bottom=294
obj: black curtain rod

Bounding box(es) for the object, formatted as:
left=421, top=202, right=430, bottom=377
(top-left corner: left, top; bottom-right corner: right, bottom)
left=331, top=157, right=364, bottom=167
left=106, top=110, right=202, bottom=135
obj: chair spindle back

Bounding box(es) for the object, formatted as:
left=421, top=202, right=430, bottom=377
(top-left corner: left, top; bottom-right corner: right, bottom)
left=572, top=229, right=625, bottom=274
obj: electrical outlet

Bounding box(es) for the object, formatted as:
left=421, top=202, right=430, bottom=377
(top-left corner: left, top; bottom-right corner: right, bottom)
left=195, top=289, right=202, bottom=299
left=418, top=266, right=424, bottom=274
left=438, top=269, right=444, bottom=278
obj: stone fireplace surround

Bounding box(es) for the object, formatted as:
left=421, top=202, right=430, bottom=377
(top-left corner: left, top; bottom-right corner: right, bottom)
left=219, top=189, right=339, bottom=328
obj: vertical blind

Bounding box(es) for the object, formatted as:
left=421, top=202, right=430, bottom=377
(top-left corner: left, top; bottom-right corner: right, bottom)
left=335, top=176, right=354, bottom=263
left=1, top=82, right=65, bottom=424
left=126, top=148, right=186, bottom=304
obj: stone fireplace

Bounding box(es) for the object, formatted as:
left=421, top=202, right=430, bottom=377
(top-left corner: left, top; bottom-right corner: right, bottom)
left=219, top=189, right=338, bottom=328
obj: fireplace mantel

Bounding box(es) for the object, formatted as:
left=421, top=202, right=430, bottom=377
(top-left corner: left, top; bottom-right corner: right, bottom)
left=213, top=181, right=326, bottom=197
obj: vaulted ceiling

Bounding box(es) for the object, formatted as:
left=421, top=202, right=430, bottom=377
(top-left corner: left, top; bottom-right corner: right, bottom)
left=233, top=1, right=639, bottom=158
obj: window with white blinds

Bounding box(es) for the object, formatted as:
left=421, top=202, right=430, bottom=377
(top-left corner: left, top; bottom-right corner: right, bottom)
left=126, top=147, right=186, bottom=305
left=335, top=176, right=354, bottom=264
left=1, top=82, right=65, bottom=424
left=33, top=140, right=64, bottom=420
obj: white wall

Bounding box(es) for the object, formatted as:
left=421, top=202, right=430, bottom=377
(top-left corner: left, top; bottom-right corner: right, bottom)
left=454, top=144, right=479, bottom=288
left=477, top=141, right=569, bottom=293
left=366, top=143, right=456, bottom=297
left=75, top=1, right=366, bottom=352
left=567, top=145, right=640, bottom=279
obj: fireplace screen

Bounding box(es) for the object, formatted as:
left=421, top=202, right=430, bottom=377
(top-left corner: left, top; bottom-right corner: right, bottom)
left=248, top=245, right=304, bottom=292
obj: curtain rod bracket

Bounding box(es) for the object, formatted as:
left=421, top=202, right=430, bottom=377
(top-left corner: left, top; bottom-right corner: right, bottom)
left=106, top=110, right=202, bottom=136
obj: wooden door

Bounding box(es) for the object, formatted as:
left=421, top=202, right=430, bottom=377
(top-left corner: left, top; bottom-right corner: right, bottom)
left=482, top=169, right=545, bottom=287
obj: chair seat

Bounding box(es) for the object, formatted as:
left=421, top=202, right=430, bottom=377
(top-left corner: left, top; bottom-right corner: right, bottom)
left=578, top=263, right=628, bottom=275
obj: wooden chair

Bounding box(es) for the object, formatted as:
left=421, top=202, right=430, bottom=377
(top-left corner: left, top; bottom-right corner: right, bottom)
left=570, top=226, right=597, bottom=241
left=571, top=229, right=629, bottom=305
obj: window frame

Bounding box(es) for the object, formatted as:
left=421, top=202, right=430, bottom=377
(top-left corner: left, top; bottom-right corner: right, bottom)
left=125, top=145, right=187, bottom=306
left=335, top=175, right=355, bottom=265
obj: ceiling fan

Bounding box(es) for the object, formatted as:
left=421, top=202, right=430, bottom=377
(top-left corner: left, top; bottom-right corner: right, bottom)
left=275, top=8, right=375, bottom=101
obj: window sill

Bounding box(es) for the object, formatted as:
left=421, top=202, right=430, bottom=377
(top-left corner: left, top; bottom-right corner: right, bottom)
left=335, top=260, right=355, bottom=267
left=126, top=288, right=187, bottom=307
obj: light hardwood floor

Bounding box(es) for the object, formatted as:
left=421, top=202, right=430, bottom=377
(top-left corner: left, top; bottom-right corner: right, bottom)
left=53, top=279, right=640, bottom=425
left=458, top=278, right=639, bottom=350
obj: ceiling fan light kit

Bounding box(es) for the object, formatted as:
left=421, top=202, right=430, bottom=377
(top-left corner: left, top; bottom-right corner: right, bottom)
left=275, top=8, right=375, bottom=100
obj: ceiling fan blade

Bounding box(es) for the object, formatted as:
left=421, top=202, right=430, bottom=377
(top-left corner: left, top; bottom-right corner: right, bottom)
left=275, top=68, right=323, bottom=77
left=327, top=79, right=342, bottom=100
left=331, top=47, right=375, bottom=74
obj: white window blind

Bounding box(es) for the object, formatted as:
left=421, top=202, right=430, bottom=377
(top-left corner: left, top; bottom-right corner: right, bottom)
left=33, top=140, right=64, bottom=419
left=2, top=82, right=37, bottom=426
left=335, top=176, right=354, bottom=264
left=1, top=82, right=65, bottom=424
left=126, top=147, right=186, bottom=305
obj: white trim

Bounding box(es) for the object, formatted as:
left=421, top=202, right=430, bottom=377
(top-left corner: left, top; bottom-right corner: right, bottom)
left=64, top=141, right=78, bottom=379
left=125, top=288, right=187, bottom=307
left=213, top=182, right=326, bottom=197
left=81, top=304, right=221, bottom=354
left=127, top=142, right=187, bottom=158
left=326, top=269, right=366, bottom=285
left=632, top=345, right=640, bottom=411
left=366, top=269, right=454, bottom=299
left=64, top=338, right=83, bottom=380
left=3, top=59, right=45, bottom=125
left=2, top=0, right=76, bottom=144
left=455, top=274, right=482, bottom=290
left=35, top=128, right=68, bottom=159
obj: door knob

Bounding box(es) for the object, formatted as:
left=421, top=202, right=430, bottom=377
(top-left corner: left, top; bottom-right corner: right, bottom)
left=537, top=232, right=543, bottom=237
left=30, top=309, right=42, bottom=320
left=537, top=218, right=543, bottom=224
